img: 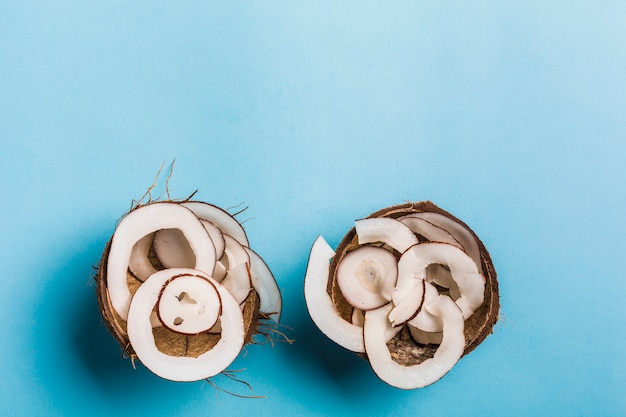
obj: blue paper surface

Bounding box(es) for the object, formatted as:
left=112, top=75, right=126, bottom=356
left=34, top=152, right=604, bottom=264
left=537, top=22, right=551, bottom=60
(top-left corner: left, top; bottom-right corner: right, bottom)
left=1, top=2, right=625, bottom=416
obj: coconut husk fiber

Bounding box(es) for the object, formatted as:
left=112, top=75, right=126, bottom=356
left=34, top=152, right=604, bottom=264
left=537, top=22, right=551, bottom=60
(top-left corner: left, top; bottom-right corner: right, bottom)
left=328, top=201, right=499, bottom=366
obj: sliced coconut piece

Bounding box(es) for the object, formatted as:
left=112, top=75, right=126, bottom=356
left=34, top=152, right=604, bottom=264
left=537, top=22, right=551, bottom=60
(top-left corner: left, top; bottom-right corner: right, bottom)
left=402, top=212, right=483, bottom=274
left=129, top=233, right=158, bottom=281
left=388, top=279, right=425, bottom=327
left=336, top=246, right=398, bottom=311
left=363, top=295, right=465, bottom=389
left=182, top=202, right=249, bottom=247
left=200, top=219, right=226, bottom=260
left=221, top=262, right=252, bottom=305
left=157, top=274, right=221, bottom=334
left=409, top=325, right=443, bottom=345
left=127, top=268, right=244, bottom=381
left=355, top=218, right=419, bottom=253
left=107, top=203, right=217, bottom=320
left=213, top=261, right=227, bottom=283
left=244, top=247, right=282, bottom=322
left=304, top=236, right=366, bottom=353
left=408, top=281, right=443, bottom=332
left=222, top=235, right=250, bottom=270
left=394, top=242, right=485, bottom=320
left=153, top=228, right=197, bottom=269
left=427, top=263, right=461, bottom=300
left=398, top=215, right=461, bottom=248
left=351, top=308, right=364, bottom=327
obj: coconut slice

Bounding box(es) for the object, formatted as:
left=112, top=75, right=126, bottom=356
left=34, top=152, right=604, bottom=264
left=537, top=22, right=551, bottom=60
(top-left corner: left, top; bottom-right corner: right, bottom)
left=182, top=202, right=249, bottom=247
left=200, top=219, right=226, bottom=260
left=126, top=268, right=244, bottom=381
left=408, top=281, right=443, bottom=332
left=355, top=218, right=419, bottom=253
left=400, top=212, right=483, bottom=274
left=394, top=242, right=485, bottom=320
left=244, top=247, right=282, bottom=322
left=398, top=215, right=461, bottom=248
left=153, top=228, right=197, bottom=269
left=336, top=246, right=398, bottom=311
left=157, top=274, right=222, bottom=334
left=409, top=325, right=443, bottom=345
left=213, top=261, right=227, bottom=282
left=128, top=233, right=158, bottom=281
left=222, top=235, right=250, bottom=270
left=351, top=308, right=364, bottom=327
left=388, top=279, right=425, bottom=327
left=304, top=236, right=366, bottom=353
left=107, top=203, right=217, bottom=320
left=427, top=263, right=461, bottom=300
left=363, top=295, right=465, bottom=389
left=221, top=262, right=252, bottom=305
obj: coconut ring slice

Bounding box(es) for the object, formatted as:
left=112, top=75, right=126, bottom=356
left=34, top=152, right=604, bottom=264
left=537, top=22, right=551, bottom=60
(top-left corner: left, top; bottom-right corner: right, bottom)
left=364, top=295, right=464, bottom=389
left=107, top=203, right=217, bottom=320
left=127, top=268, right=244, bottom=381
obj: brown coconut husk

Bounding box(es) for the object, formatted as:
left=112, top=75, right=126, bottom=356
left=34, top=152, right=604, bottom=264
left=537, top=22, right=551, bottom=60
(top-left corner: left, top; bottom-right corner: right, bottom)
left=95, top=203, right=266, bottom=366
left=328, top=201, right=499, bottom=366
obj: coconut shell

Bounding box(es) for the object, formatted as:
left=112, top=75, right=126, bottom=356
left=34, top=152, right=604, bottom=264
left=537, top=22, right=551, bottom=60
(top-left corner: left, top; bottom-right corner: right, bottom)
left=95, top=204, right=263, bottom=365
left=328, top=201, right=499, bottom=365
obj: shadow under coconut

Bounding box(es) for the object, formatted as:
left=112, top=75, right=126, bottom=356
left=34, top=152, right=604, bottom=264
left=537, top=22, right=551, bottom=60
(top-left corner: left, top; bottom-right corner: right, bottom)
left=31, top=235, right=197, bottom=415
left=277, top=277, right=392, bottom=401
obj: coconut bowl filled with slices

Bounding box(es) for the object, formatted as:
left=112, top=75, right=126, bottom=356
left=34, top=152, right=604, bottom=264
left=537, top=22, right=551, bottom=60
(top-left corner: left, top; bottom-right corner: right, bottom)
left=304, top=201, right=499, bottom=389
left=96, top=199, right=282, bottom=382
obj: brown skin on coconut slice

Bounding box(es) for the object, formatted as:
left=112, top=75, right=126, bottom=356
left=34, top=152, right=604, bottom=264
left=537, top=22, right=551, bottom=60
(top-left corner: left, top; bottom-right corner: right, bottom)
left=127, top=268, right=244, bottom=381
left=328, top=201, right=498, bottom=356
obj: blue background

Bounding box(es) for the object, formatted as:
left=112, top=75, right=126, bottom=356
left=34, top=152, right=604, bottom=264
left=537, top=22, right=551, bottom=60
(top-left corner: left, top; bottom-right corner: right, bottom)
left=1, top=2, right=625, bottom=416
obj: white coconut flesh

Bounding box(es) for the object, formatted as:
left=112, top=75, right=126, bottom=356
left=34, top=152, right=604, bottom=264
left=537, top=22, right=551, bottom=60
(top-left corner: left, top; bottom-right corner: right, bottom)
left=221, top=262, right=252, bottom=305
left=152, top=228, right=197, bottom=269
left=200, top=219, right=226, bottom=260
left=400, top=212, right=483, bottom=275
left=408, top=281, right=444, bottom=332
left=398, top=215, right=461, bottom=248
left=304, top=236, right=367, bottom=353
left=129, top=233, right=158, bottom=281
left=182, top=202, right=249, bottom=248
left=393, top=242, right=485, bottom=320
left=222, top=235, right=250, bottom=270
left=157, top=274, right=222, bottom=334
left=427, top=263, right=461, bottom=300
left=388, top=278, right=425, bottom=327
left=363, top=295, right=465, bottom=389
left=212, top=261, right=227, bottom=283
left=107, top=203, right=217, bottom=321
left=127, top=268, right=244, bottom=381
left=355, top=218, right=419, bottom=253
left=336, top=246, right=398, bottom=311
left=244, top=247, right=282, bottom=322
left=409, top=325, right=443, bottom=345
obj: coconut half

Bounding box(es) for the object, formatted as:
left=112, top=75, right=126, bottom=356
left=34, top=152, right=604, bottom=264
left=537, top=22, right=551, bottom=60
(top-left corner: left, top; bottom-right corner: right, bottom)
left=96, top=199, right=281, bottom=383
left=303, top=201, right=499, bottom=389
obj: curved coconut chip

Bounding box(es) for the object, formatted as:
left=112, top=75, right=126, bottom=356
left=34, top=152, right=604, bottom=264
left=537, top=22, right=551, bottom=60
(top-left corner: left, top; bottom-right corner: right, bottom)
left=364, top=296, right=465, bottom=389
